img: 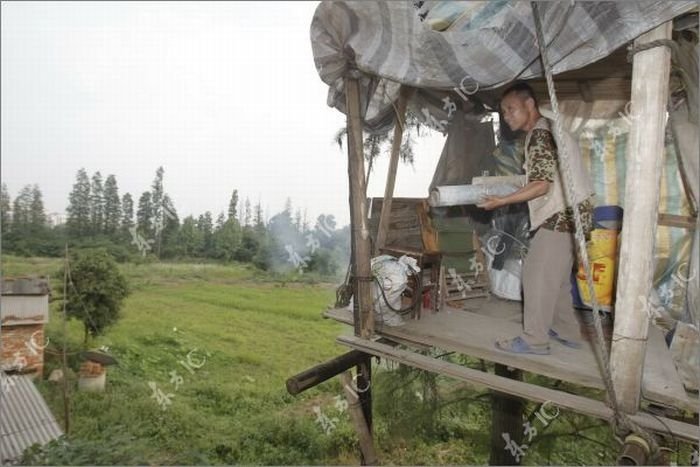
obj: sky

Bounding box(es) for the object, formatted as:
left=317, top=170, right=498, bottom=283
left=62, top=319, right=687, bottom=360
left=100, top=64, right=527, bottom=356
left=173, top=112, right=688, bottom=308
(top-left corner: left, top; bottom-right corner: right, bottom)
left=1, top=1, right=446, bottom=228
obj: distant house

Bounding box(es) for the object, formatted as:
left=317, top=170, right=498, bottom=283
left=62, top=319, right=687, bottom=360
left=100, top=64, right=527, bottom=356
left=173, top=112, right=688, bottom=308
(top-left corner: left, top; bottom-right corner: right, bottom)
left=0, top=277, right=50, bottom=377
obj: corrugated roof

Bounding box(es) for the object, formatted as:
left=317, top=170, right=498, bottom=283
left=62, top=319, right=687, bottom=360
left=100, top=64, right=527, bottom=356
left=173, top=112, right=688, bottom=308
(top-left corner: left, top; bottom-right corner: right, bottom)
left=1, top=278, right=50, bottom=296
left=0, top=372, right=63, bottom=462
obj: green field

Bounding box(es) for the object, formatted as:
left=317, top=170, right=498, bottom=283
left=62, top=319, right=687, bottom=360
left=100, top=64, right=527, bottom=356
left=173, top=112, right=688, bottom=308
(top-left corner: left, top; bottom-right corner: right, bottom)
left=4, top=255, right=692, bottom=465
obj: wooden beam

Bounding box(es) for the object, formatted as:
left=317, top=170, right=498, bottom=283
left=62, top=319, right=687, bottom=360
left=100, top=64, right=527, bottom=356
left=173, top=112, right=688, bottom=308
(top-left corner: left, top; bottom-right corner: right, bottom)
left=531, top=78, right=632, bottom=102
left=345, top=76, right=374, bottom=338
left=610, top=22, right=674, bottom=414
left=658, top=213, right=697, bottom=230
left=285, top=350, right=368, bottom=395
left=375, top=86, right=412, bottom=255
left=341, top=372, right=378, bottom=465
left=337, top=335, right=700, bottom=443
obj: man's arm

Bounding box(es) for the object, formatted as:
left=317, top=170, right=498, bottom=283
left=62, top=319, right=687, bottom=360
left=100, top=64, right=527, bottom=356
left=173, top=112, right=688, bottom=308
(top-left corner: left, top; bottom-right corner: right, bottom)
left=477, top=180, right=549, bottom=211
left=479, top=128, right=556, bottom=211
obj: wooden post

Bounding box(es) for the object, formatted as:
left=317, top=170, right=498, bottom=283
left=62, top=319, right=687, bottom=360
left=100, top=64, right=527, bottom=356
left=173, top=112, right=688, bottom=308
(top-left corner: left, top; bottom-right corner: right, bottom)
left=489, top=364, right=524, bottom=466
left=341, top=371, right=378, bottom=465
left=610, top=22, right=673, bottom=414
left=345, top=76, right=374, bottom=338
left=356, top=356, right=372, bottom=432
left=375, top=86, right=412, bottom=255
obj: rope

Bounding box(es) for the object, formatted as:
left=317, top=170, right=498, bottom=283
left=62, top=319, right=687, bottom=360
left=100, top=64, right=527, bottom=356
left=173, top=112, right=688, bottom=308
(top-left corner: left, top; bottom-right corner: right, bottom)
left=627, top=39, right=677, bottom=63
left=373, top=267, right=423, bottom=315
left=354, top=276, right=375, bottom=283
left=530, top=1, right=661, bottom=456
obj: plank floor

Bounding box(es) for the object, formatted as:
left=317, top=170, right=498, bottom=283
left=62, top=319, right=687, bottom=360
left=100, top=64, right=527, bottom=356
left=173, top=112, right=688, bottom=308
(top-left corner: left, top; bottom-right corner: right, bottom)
left=325, top=296, right=698, bottom=413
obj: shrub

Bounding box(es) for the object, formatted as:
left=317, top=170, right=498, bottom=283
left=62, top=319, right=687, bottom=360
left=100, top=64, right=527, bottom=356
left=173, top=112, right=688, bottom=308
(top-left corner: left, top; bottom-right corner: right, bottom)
left=59, top=249, right=130, bottom=343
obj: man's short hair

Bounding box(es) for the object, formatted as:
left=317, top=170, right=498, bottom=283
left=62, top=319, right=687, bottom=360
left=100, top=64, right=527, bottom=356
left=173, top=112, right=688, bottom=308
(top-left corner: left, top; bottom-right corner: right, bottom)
left=501, top=81, right=539, bottom=108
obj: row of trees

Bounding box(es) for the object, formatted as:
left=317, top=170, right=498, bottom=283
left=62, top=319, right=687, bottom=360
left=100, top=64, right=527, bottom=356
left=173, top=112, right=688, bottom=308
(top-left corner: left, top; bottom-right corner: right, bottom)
left=1, top=168, right=349, bottom=276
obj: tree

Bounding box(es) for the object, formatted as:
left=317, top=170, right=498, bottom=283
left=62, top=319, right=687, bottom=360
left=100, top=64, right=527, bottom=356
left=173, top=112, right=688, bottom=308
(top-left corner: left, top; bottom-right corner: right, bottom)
left=12, top=185, right=33, bottom=232
left=302, top=208, right=309, bottom=233
left=314, top=214, right=337, bottom=249
left=306, top=249, right=338, bottom=276
left=228, top=189, right=239, bottom=221
left=335, top=110, right=423, bottom=164
left=136, top=192, right=153, bottom=237
left=252, top=234, right=271, bottom=270
left=215, top=212, right=226, bottom=230
left=150, top=167, right=164, bottom=240
left=267, top=208, right=303, bottom=269
left=177, top=216, right=202, bottom=257
left=235, top=229, right=259, bottom=263
left=294, top=208, right=302, bottom=233
left=213, top=218, right=241, bottom=261
left=67, top=169, right=92, bottom=237
left=121, top=193, right=134, bottom=233
left=244, top=198, right=252, bottom=227
left=29, top=185, right=46, bottom=230
left=63, top=249, right=129, bottom=343
left=103, top=175, right=121, bottom=235
left=159, top=194, right=180, bottom=258
left=1, top=183, right=11, bottom=235
left=254, top=201, right=265, bottom=233
left=90, top=171, right=105, bottom=234
left=197, top=211, right=214, bottom=256
left=237, top=199, right=245, bottom=226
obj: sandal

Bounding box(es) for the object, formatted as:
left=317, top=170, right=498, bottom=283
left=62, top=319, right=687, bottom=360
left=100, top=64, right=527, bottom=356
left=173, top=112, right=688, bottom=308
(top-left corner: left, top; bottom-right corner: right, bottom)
left=549, top=329, right=582, bottom=349
left=495, top=336, right=550, bottom=355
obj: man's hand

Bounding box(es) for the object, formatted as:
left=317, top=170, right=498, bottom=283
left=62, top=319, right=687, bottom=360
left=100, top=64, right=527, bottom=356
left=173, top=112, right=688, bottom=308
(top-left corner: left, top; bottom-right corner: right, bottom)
left=477, top=180, right=550, bottom=211
left=477, top=196, right=506, bottom=211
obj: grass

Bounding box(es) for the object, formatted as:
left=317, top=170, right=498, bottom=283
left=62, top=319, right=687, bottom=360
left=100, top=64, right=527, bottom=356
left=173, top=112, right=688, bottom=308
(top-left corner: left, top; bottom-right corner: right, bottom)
left=3, top=255, right=695, bottom=465
left=5, top=255, right=355, bottom=464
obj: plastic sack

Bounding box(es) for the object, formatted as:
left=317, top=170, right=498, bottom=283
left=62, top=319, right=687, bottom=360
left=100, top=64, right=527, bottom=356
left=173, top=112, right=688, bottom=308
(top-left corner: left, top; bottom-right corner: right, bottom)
left=371, top=255, right=420, bottom=326
left=488, top=256, right=523, bottom=301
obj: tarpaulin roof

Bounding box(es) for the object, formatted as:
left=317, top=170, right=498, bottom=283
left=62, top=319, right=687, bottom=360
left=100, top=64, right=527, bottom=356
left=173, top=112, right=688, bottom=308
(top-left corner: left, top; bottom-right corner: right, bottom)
left=310, top=1, right=696, bottom=132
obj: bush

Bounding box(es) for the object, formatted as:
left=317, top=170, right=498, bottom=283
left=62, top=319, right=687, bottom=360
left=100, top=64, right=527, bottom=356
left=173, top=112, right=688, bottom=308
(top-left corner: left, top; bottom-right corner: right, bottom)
left=59, top=249, right=130, bottom=343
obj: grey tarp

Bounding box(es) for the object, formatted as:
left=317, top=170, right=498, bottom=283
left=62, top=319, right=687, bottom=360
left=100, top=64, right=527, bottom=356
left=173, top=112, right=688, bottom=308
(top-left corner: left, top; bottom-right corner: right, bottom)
left=428, top=110, right=494, bottom=192
left=311, top=0, right=696, bottom=133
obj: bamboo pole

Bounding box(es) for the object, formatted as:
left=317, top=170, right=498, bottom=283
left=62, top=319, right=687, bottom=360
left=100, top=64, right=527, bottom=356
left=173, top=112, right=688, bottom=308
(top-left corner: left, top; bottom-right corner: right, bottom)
left=61, top=244, right=71, bottom=433
left=345, top=76, right=374, bottom=338
left=610, top=22, right=673, bottom=414
left=375, top=86, right=412, bottom=255
left=341, top=372, right=378, bottom=465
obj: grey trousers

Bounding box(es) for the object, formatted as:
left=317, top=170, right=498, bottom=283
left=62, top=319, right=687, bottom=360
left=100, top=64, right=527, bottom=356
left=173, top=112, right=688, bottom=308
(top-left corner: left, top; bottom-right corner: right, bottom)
left=522, top=228, right=581, bottom=345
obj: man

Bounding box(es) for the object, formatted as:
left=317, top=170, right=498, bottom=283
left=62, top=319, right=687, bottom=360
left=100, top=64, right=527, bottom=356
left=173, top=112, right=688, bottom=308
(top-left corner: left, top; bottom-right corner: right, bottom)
left=478, top=82, right=594, bottom=355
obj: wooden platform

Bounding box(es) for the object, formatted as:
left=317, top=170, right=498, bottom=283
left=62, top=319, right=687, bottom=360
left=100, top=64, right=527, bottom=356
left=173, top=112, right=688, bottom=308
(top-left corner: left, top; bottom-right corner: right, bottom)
left=337, top=334, right=699, bottom=443
left=325, top=297, right=699, bottom=414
